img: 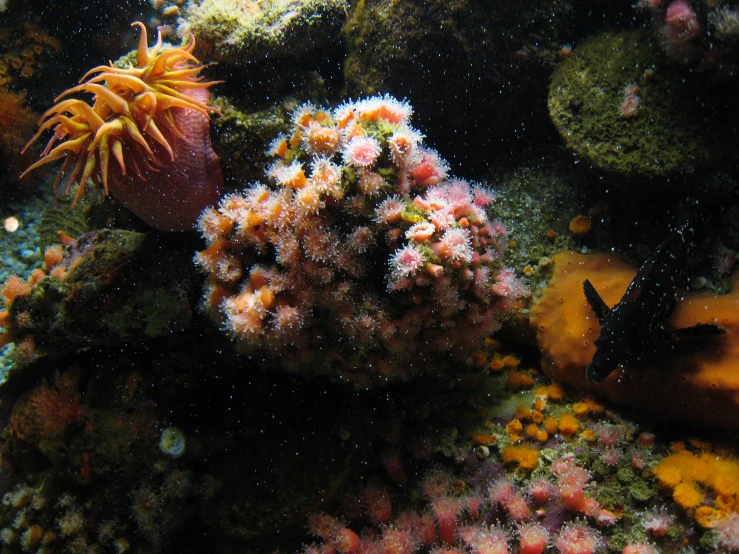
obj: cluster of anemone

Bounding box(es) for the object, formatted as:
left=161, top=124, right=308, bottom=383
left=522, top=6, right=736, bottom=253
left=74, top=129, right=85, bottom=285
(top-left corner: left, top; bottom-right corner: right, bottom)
left=295, top=373, right=739, bottom=554
left=194, top=94, right=527, bottom=385
left=301, top=467, right=615, bottom=554
left=638, top=0, right=739, bottom=69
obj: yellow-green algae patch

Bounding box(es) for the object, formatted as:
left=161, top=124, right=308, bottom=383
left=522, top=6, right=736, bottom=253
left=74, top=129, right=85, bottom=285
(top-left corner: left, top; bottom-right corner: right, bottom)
left=548, top=29, right=727, bottom=178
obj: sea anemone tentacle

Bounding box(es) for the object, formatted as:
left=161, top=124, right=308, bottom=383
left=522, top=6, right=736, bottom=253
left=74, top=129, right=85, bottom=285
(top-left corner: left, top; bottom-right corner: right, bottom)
left=21, top=21, right=224, bottom=231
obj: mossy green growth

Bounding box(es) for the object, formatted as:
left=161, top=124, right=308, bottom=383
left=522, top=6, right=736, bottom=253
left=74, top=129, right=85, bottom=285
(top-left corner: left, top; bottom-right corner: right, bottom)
left=699, top=529, right=718, bottom=551
left=548, top=29, right=723, bottom=178
left=595, top=486, right=624, bottom=509
left=187, top=0, right=348, bottom=63
left=609, top=525, right=649, bottom=553
left=211, top=96, right=293, bottom=190
left=616, top=466, right=635, bottom=484
left=590, top=459, right=611, bottom=480
left=606, top=531, right=630, bottom=553
left=486, top=152, right=592, bottom=291
left=62, top=229, right=146, bottom=288
left=38, top=200, right=89, bottom=250
left=628, top=478, right=654, bottom=502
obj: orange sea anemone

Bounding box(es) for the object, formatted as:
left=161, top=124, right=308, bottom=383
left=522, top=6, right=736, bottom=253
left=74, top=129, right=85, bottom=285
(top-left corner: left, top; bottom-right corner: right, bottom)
left=21, top=22, right=224, bottom=231
left=568, top=215, right=592, bottom=235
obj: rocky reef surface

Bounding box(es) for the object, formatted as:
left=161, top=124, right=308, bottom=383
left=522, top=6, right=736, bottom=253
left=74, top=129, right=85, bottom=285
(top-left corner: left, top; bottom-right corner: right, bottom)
left=0, top=0, right=737, bottom=552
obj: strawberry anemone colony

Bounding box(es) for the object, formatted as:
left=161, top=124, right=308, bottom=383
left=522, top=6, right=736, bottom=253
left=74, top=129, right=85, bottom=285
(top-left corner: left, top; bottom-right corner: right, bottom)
left=195, top=95, right=528, bottom=386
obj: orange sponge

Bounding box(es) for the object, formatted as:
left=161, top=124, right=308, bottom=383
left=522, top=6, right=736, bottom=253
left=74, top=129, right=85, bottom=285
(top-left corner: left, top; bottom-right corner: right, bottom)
left=531, top=251, right=739, bottom=429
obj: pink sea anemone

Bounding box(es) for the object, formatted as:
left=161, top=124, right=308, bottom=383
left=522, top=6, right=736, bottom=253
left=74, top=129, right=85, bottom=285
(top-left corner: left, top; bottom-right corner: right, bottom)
left=381, top=526, right=418, bottom=554
left=308, top=513, right=343, bottom=540
left=595, top=423, right=626, bottom=447
left=342, top=135, right=381, bottom=167
left=492, top=268, right=530, bottom=299
left=518, top=522, right=549, bottom=554
left=295, top=184, right=324, bottom=214
left=309, top=158, right=343, bottom=197
left=347, top=226, right=375, bottom=253
left=601, top=448, right=621, bottom=467
left=354, top=95, right=413, bottom=124
left=460, top=524, right=511, bottom=554
left=406, top=222, right=437, bottom=242
left=223, top=290, right=267, bottom=336
left=422, top=473, right=452, bottom=501
left=395, top=512, right=438, bottom=546
left=433, top=228, right=473, bottom=263
left=375, top=197, right=405, bottom=224
left=272, top=304, right=303, bottom=333
left=433, top=496, right=463, bottom=545
left=503, top=494, right=532, bottom=522
left=358, top=170, right=385, bottom=196
left=526, top=479, right=554, bottom=504
left=410, top=148, right=449, bottom=187
left=269, top=160, right=308, bottom=189
left=622, top=544, right=657, bottom=554
left=489, top=478, right=517, bottom=505
left=390, top=245, right=426, bottom=280
left=364, top=486, right=392, bottom=525
left=665, top=0, right=701, bottom=41
left=473, top=186, right=496, bottom=207
left=389, top=126, right=422, bottom=167
left=304, top=122, right=342, bottom=156
left=643, top=509, right=672, bottom=538
left=554, top=521, right=602, bottom=554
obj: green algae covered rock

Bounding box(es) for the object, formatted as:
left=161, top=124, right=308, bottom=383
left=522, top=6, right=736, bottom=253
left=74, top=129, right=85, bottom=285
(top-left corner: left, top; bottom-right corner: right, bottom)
left=7, top=230, right=195, bottom=355
left=186, top=0, right=348, bottom=63
left=548, top=29, right=724, bottom=178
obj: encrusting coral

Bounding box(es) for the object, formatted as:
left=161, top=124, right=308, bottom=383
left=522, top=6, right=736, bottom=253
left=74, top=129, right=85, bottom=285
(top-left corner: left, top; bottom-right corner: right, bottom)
left=654, top=445, right=739, bottom=526
left=20, top=22, right=223, bottom=232
left=195, top=95, right=528, bottom=386
left=530, top=251, right=739, bottom=428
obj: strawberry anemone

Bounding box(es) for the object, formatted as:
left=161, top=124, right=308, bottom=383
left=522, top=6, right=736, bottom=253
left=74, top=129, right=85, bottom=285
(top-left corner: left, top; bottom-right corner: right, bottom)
left=21, top=22, right=224, bottom=231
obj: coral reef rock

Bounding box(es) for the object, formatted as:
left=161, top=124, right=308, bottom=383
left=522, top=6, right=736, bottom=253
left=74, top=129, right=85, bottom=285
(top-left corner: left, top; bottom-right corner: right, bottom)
left=548, top=29, right=728, bottom=178
left=186, top=0, right=349, bottom=63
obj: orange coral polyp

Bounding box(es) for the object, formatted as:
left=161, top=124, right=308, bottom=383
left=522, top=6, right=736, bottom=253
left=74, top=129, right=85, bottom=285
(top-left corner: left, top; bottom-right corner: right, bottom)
left=502, top=445, right=539, bottom=469
left=673, top=483, right=703, bottom=509
left=21, top=21, right=221, bottom=202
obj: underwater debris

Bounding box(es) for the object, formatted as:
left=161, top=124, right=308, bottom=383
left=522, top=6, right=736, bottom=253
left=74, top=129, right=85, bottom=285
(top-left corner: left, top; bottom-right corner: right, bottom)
left=159, top=427, right=186, bottom=459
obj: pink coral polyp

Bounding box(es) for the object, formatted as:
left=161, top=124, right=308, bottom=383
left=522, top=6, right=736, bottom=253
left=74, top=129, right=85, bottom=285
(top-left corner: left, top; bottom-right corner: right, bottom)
left=342, top=136, right=381, bottom=167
